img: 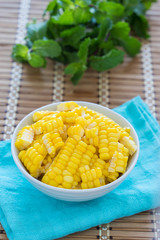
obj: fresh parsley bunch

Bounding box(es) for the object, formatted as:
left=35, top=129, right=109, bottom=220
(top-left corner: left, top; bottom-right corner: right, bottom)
left=12, top=0, right=157, bottom=85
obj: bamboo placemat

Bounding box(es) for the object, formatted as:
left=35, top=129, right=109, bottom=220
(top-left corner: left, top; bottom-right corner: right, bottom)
left=0, top=0, right=160, bottom=239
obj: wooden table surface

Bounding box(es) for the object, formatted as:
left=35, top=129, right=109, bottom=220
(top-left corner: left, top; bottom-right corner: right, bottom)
left=0, top=0, right=160, bottom=239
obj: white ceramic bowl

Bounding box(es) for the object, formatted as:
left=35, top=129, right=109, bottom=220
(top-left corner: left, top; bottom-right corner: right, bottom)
left=11, top=102, right=139, bottom=202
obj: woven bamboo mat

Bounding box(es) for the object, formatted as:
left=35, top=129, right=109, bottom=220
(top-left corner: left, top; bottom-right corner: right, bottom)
left=0, top=0, right=160, bottom=239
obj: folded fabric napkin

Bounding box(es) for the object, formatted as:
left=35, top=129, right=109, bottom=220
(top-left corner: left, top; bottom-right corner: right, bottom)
left=0, top=96, right=160, bottom=240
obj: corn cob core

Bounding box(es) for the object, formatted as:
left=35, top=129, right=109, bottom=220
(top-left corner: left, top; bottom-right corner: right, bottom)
left=15, top=126, right=34, bottom=150
left=15, top=101, right=137, bottom=189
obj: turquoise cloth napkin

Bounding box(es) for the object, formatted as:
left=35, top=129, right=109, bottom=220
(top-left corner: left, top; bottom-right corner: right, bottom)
left=0, top=96, right=160, bottom=240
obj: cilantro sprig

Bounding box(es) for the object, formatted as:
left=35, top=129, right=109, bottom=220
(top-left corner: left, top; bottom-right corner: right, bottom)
left=12, top=0, right=157, bottom=85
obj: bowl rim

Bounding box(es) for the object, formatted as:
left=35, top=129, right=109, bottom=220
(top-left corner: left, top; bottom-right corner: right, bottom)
left=11, top=101, right=140, bottom=193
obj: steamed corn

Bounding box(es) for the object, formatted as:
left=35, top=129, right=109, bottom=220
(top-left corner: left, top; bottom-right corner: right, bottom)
left=15, top=101, right=137, bottom=189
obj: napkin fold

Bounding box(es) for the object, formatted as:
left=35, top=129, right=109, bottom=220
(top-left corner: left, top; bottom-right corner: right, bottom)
left=0, top=96, right=160, bottom=240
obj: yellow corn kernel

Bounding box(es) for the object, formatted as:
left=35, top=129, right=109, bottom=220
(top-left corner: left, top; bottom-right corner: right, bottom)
left=67, top=125, right=84, bottom=141
left=15, top=126, right=34, bottom=150
left=57, top=101, right=79, bottom=112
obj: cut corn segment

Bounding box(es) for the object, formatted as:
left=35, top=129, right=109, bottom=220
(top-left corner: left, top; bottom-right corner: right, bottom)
left=15, top=126, right=34, bottom=150
left=67, top=125, right=84, bottom=141
left=120, top=136, right=137, bottom=155
left=42, top=132, right=64, bottom=157
left=108, top=151, right=128, bottom=174
left=19, top=140, right=47, bottom=178
left=33, top=111, right=58, bottom=122
left=79, top=166, right=103, bottom=189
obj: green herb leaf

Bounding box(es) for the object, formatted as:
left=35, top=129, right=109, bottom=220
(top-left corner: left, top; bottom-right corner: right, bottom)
left=78, top=37, right=91, bottom=64
left=27, top=21, right=48, bottom=43
left=28, top=53, right=46, bottom=68
left=99, top=2, right=124, bottom=21
left=110, top=22, right=130, bottom=38
left=98, top=18, right=113, bottom=42
left=75, top=0, right=91, bottom=7
left=65, top=62, right=82, bottom=75
left=32, top=40, right=61, bottom=58
left=90, top=49, right=124, bottom=72
left=131, top=14, right=150, bottom=38
left=99, top=41, right=115, bottom=54
left=64, top=62, right=86, bottom=85
left=73, top=8, right=92, bottom=24
left=119, top=36, right=141, bottom=57
left=60, top=26, right=86, bottom=48
left=70, top=70, right=85, bottom=85
left=51, top=10, right=74, bottom=25
left=43, top=0, right=57, bottom=16
left=12, top=44, right=29, bottom=62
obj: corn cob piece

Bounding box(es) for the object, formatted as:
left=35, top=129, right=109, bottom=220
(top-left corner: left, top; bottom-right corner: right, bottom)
left=15, top=126, right=34, bottom=150
left=32, top=117, right=64, bottom=135
left=42, top=132, right=64, bottom=157
left=32, top=111, right=58, bottom=122
left=117, top=143, right=129, bottom=156
left=19, top=140, right=47, bottom=178
left=41, top=113, right=59, bottom=122
left=59, top=111, right=78, bottom=124
left=79, top=166, right=103, bottom=189
left=107, top=172, right=119, bottom=182
left=93, top=158, right=106, bottom=170
left=120, top=136, right=137, bottom=155
left=90, top=154, right=98, bottom=168
left=42, top=138, right=78, bottom=188
left=32, top=120, right=44, bottom=135
left=86, top=109, right=103, bottom=119
left=80, top=145, right=96, bottom=167
left=85, top=127, right=99, bottom=146
left=57, top=101, right=79, bottom=112
left=108, top=151, right=128, bottom=174
left=67, top=125, right=84, bottom=141
left=102, top=162, right=110, bottom=177
left=75, top=116, right=88, bottom=128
